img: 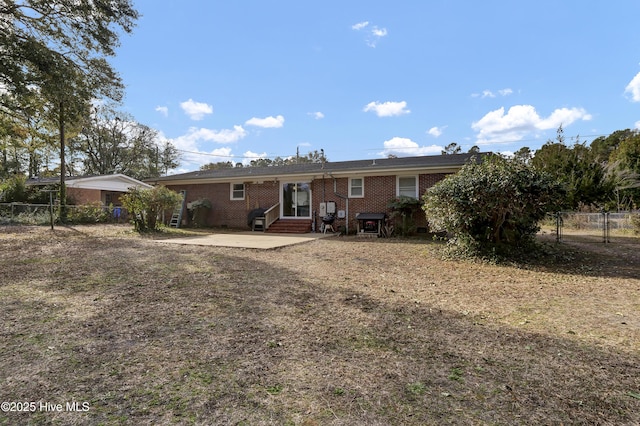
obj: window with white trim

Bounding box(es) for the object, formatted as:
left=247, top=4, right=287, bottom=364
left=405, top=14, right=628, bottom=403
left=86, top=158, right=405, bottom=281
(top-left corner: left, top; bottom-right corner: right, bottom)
left=230, top=183, right=245, bottom=200
left=349, top=177, right=364, bottom=198
left=397, top=176, right=418, bottom=198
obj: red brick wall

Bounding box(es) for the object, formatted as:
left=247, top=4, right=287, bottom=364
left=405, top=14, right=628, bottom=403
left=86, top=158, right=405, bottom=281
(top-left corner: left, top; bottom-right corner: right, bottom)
left=311, top=173, right=448, bottom=232
left=67, top=189, right=128, bottom=206
left=166, top=181, right=280, bottom=228
left=67, top=188, right=102, bottom=205
left=165, top=172, right=451, bottom=231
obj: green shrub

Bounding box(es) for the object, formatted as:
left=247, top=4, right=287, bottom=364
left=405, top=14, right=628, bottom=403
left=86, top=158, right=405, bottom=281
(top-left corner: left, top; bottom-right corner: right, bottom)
left=18, top=210, right=54, bottom=226
left=67, top=202, right=110, bottom=224
left=0, top=175, right=28, bottom=202
left=423, top=155, right=564, bottom=256
left=121, top=186, right=182, bottom=232
left=0, top=209, right=56, bottom=226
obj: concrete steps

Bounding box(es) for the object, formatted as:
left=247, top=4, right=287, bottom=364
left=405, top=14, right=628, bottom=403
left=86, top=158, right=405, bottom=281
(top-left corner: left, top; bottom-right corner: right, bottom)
left=266, top=219, right=312, bottom=234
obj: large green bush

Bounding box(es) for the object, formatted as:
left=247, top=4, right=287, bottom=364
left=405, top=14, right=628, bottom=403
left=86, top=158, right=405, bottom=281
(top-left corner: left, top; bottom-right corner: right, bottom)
left=423, top=155, right=564, bottom=253
left=0, top=175, right=58, bottom=204
left=120, top=186, right=182, bottom=232
left=67, top=202, right=110, bottom=224
left=0, top=175, right=28, bottom=202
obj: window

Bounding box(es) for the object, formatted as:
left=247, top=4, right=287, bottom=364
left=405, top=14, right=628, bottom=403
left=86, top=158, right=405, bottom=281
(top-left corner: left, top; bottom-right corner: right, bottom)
left=397, top=176, right=418, bottom=198
left=349, top=177, right=364, bottom=198
left=230, top=183, right=245, bottom=200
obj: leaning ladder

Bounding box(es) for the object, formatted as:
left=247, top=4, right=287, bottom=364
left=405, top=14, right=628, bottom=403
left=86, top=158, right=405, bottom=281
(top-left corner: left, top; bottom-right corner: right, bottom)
left=169, top=190, right=187, bottom=228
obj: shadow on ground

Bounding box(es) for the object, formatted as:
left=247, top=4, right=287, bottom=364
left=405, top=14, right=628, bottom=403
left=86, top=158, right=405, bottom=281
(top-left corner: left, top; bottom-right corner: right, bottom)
left=0, top=229, right=638, bottom=425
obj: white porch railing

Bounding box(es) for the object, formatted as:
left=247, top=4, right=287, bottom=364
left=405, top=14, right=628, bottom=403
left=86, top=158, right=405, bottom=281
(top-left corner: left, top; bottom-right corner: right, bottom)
left=263, top=203, right=280, bottom=230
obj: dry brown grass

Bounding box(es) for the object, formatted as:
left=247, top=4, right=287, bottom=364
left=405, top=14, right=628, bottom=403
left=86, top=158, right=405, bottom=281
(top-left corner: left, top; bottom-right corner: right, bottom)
left=0, top=224, right=638, bottom=425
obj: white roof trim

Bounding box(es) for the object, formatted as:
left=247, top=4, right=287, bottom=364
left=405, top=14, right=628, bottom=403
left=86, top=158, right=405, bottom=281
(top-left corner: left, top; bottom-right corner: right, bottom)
left=66, top=174, right=152, bottom=192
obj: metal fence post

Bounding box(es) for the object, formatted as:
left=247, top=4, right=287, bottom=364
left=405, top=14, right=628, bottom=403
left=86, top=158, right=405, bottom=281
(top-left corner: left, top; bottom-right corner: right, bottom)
left=601, top=210, right=610, bottom=243
left=555, top=212, right=563, bottom=243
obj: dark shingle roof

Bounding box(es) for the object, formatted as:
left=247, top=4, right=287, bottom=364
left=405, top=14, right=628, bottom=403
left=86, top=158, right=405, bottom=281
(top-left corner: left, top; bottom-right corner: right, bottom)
left=147, top=153, right=488, bottom=184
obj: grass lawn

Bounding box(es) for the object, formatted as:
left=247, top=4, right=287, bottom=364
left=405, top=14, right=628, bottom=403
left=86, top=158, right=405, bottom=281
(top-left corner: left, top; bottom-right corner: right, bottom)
left=0, top=224, right=638, bottom=425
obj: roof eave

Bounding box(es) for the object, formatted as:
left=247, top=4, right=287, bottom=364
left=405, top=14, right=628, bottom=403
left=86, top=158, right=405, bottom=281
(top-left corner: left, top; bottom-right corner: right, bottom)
left=148, top=164, right=465, bottom=185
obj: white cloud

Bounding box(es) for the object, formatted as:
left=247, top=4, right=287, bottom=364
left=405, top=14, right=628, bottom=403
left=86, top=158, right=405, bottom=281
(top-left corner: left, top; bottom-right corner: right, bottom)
left=352, top=21, right=387, bottom=47
left=155, top=106, right=168, bottom=117
left=471, top=105, right=592, bottom=144
left=364, top=101, right=410, bottom=117
left=168, top=142, right=235, bottom=172
left=372, top=27, right=387, bottom=37
left=624, top=72, right=640, bottom=102
left=427, top=126, right=446, bottom=137
left=168, top=126, right=247, bottom=170
left=380, top=137, right=442, bottom=157
left=180, top=99, right=213, bottom=120
left=366, top=26, right=387, bottom=47
left=308, top=111, right=325, bottom=120
left=538, top=107, right=593, bottom=129
left=174, top=126, right=247, bottom=149
left=206, top=147, right=234, bottom=159
left=472, top=88, right=513, bottom=98
left=199, top=125, right=247, bottom=143
left=245, top=115, right=285, bottom=128
left=634, top=120, right=640, bottom=130
left=241, top=150, right=268, bottom=166
left=352, top=21, right=369, bottom=30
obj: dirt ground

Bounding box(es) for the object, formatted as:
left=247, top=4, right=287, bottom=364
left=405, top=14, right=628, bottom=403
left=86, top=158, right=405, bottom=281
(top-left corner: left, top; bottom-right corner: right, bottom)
left=0, top=224, right=638, bottom=425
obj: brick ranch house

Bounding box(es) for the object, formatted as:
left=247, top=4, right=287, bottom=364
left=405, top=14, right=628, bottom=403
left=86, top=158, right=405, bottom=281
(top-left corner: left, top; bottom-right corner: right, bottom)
left=146, top=153, right=482, bottom=234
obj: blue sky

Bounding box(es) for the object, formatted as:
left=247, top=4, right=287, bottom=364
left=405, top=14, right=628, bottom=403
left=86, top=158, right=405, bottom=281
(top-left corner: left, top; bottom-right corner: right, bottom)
left=112, top=1, right=640, bottom=172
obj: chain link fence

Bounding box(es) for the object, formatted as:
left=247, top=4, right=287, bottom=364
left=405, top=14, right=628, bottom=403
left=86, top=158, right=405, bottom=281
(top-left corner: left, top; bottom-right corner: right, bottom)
left=0, top=202, right=129, bottom=226
left=546, top=211, right=639, bottom=244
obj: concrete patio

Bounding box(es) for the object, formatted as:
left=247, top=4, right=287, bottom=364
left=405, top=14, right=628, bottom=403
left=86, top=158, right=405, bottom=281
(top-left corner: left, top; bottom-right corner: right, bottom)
left=155, top=231, right=337, bottom=249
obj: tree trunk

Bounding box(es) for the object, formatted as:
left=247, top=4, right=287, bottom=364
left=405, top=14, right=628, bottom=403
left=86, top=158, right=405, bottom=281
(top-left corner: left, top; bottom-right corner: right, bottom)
left=1, top=147, right=7, bottom=176
left=58, top=101, right=66, bottom=221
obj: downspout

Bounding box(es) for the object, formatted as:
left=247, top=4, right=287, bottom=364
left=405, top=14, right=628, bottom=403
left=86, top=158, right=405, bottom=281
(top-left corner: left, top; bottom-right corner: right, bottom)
left=332, top=174, right=349, bottom=234
left=322, top=173, right=326, bottom=202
